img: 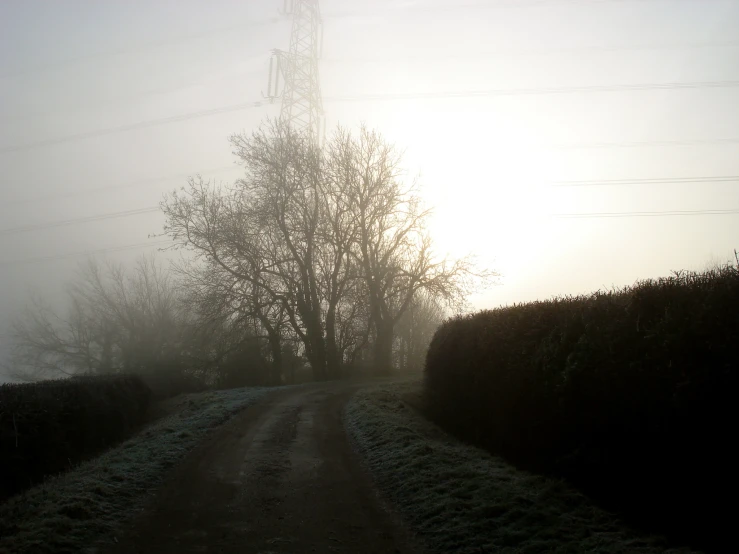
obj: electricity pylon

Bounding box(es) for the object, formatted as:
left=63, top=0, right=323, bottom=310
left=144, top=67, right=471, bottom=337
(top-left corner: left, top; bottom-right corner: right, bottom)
left=265, top=0, right=324, bottom=145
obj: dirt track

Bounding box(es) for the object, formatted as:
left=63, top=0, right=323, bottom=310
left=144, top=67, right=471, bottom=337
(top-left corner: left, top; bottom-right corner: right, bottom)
left=107, top=381, right=421, bottom=554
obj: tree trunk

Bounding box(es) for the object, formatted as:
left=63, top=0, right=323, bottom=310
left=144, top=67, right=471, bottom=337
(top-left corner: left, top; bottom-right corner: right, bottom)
left=100, top=329, right=113, bottom=374
left=399, top=332, right=407, bottom=372
left=309, top=342, right=327, bottom=380
left=325, top=305, right=341, bottom=380
left=373, top=322, right=394, bottom=375
left=267, top=332, right=283, bottom=385
left=304, top=318, right=327, bottom=381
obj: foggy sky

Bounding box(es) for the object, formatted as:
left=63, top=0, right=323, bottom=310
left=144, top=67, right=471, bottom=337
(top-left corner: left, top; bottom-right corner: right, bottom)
left=2, top=0, right=739, bottom=376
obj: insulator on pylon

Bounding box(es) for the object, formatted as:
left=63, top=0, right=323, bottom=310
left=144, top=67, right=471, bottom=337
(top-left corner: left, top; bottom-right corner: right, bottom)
left=320, top=24, right=324, bottom=59
left=275, top=55, right=281, bottom=97
left=267, top=57, right=274, bottom=97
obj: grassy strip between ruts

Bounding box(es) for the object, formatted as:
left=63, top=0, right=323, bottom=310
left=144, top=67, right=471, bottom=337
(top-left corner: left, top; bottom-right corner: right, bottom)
left=345, top=382, right=700, bottom=554
left=0, top=386, right=278, bottom=554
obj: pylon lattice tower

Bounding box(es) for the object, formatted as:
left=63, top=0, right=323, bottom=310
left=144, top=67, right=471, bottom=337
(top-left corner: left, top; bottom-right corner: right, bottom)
left=265, top=0, right=324, bottom=145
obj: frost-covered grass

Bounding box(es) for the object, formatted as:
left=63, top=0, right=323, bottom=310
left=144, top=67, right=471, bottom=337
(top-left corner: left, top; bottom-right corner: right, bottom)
left=345, top=382, right=699, bottom=554
left=0, top=386, right=276, bottom=554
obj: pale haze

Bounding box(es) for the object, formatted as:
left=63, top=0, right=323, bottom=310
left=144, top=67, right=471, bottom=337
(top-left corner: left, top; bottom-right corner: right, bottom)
left=1, top=0, right=739, bottom=375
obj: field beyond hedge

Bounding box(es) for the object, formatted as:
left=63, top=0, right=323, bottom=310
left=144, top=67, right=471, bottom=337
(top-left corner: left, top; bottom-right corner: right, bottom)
left=424, top=265, right=739, bottom=552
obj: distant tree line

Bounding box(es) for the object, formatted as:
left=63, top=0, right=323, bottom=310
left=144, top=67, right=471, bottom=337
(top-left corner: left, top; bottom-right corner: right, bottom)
left=6, top=123, right=487, bottom=386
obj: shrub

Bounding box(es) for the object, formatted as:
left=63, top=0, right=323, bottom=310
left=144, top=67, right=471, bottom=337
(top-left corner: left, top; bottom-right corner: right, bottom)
left=424, top=265, right=739, bottom=551
left=0, top=374, right=151, bottom=502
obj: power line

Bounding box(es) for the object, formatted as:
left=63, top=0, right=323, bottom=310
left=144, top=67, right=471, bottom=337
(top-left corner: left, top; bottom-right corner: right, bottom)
left=553, top=175, right=739, bottom=187
left=6, top=168, right=736, bottom=222
left=0, top=19, right=278, bottom=80
left=553, top=208, right=739, bottom=218
left=324, top=0, right=714, bottom=18
left=0, top=206, right=160, bottom=236
left=324, top=39, right=739, bottom=64
left=325, top=80, right=739, bottom=103
left=3, top=195, right=739, bottom=239
left=18, top=172, right=738, bottom=211
left=0, top=240, right=171, bottom=268
left=1, top=68, right=263, bottom=125
left=0, top=101, right=267, bottom=155
left=551, top=137, right=739, bottom=149
left=5, top=165, right=239, bottom=206
left=7, top=40, right=737, bottom=126
left=1, top=2, right=726, bottom=82
left=3, top=79, right=738, bottom=155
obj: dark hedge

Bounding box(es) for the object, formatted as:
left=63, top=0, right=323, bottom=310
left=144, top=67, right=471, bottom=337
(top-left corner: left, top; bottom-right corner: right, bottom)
left=424, top=265, right=739, bottom=552
left=0, top=374, right=151, bottom=502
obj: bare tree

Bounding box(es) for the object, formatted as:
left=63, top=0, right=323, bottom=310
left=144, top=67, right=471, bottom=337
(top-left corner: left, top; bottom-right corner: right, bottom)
left=7, top=296, right=96, bottom=380
left=332, top=126, right=490, bottom=373
left=70, top=256, right=185, bottom=373
left=161, top=121, right=493, bottom=379
left=164, top=122, right=362, bottom=380
left=6, top=256, right=188, bottom=381
left=175, top=258, right=288, bottom=385
left=394, top=291, right=446, bottom=372
left=160, top=169, right=307, bottom=380
left=230, top=122, right=331, bottom=378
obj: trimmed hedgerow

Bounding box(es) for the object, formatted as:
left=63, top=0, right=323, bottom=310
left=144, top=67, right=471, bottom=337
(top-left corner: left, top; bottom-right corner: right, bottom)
left=0, top=374, right=151, bottom=502
left=424, top=265, right=739, bottom=552
left=0, top=386, right=274, bottom=554
left=346, top=382, right=696, bottom=554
